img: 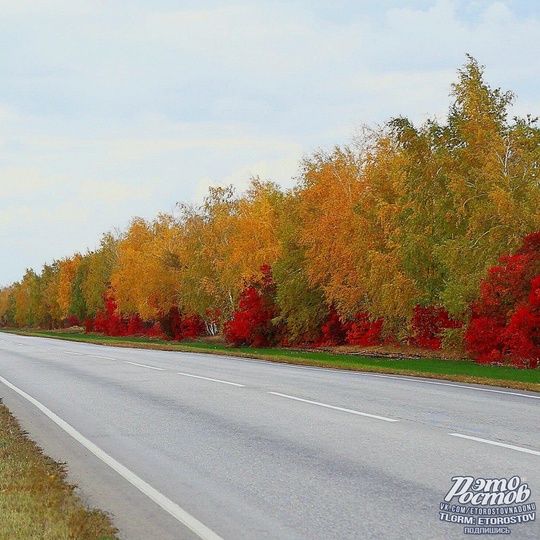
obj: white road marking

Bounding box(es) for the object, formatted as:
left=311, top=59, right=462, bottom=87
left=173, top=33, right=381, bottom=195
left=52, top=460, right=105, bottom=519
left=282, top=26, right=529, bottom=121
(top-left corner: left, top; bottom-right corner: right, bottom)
left=62, top=350, right=85, bottom=356
left=191, top=353, right=539, bottom=400
left=366, top=374, right=539, bottom=400
left=269, top=392, right=399, bottom=422
left=89, top=355, right=117, bottom=361
left=449, top=433, right=540, bottom=456
left=0, top=375, right=223, bottom=540
left=177, top=372, right=245, bottom=387
left=125, top=361, right=165, bottom=371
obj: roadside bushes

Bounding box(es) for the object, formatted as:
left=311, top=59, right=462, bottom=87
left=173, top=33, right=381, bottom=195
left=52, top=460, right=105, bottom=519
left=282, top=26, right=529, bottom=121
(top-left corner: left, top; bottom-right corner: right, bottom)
left=92, top=296, right=127, bottom=336
left=346, top=312, right=384, bottom=346
left=318, top=306, right=348, bottom=346
left=75, top=234, right=540, bottom=370
left=159, top=307, right=205, bottom=341
left=316, top=309, right=383, bottom=347
left=408, top=306, right=462, bottom=350
left=465, top=232, right=540, bottom=368
left=127, top=314, right=145, bottom=336
left=224, top=265, right=282, bottom=347
left=223, top=267, right=384, bottom=348
left=63, top=315, right=81, bottom=328
left=86, top=296, right=205, bottom=341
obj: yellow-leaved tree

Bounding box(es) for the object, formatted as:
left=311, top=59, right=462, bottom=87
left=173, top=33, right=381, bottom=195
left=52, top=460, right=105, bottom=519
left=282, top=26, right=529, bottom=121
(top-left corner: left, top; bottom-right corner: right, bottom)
left=298, top=146, right=369, bottom=317
left=435, top=56, right=540, bottom=316
left=111, top=215, right=182, bottom=320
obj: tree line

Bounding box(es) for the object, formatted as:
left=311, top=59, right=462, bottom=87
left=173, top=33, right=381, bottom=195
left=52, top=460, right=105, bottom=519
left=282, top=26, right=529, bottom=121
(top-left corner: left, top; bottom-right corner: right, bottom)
left=1, top=57, right=540, bottom=367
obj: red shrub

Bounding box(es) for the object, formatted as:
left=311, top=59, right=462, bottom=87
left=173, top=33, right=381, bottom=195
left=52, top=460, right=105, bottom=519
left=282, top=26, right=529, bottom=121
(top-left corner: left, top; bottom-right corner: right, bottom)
left=477, top=255, right=537, bottom=319
left=516, top=231, right=540, bottom=255
left=317, top=306, right=348, bottom=346
left=91, top=296, right=128, bottom=336
left=63, top=314, right=80, bottom=328
left=345, top=312, right=383, bottom=346
left=127, top=314, right=145, bottom=336
left=83, top=317, right=94, bottom=333
left=145, top=321, right=167, bottom=339
left=92, top=309, right=109, bottom=334
left=180, top=314, right=206, bottom=339
left=504, top=307, right=540, bottom=369
left=159, top=306, right=206, bottom=341
left=465, top=232, right=540, bottom=368
left=409, top=306, right=462, bottom=350
left=528, top=275, right=540, bottom=309
left=224, top=265, right=280, bottom=347
left=159, top=306, right=183, bottom=340
left=465, top=316, right=507, bottom=364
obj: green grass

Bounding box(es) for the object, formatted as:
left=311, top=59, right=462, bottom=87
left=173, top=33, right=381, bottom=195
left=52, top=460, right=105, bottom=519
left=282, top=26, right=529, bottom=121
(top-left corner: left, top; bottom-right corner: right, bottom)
left=4, top=329, right=538, bottom=391
left=180, top=342, right=539, bottom=386
left=0, top=399, right=118, bottom=540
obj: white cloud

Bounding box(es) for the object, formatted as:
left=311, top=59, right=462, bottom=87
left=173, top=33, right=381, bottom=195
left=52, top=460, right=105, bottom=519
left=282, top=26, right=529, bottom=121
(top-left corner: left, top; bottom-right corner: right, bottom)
left=78, top=180, right=154, bottom=204
left=0, top=0, right=91, bottom=16
left=0, top=166, right=52, bottom=195
left=192, top=153, right=302, bottom=203
left=38, top=202, right=90, bottom=223
left=0, top=203, right=89, bottom=227
left=0, top=206, right=34, bottom=226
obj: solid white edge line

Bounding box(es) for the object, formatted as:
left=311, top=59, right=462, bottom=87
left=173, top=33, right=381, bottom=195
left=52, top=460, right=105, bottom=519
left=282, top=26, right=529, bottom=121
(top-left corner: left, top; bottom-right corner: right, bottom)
left=124, top=361, right=165, bottom=371
left=179, top=352, right=539, bottom=401
left=177, top=372, right=245, bottom=387
left=0, top=375, right=223, bottom=540
left=268, top=392, right=398, bottom=422
left=366, top=374, right=539, bottom=399
left=449, top=433, right=540, bottom=456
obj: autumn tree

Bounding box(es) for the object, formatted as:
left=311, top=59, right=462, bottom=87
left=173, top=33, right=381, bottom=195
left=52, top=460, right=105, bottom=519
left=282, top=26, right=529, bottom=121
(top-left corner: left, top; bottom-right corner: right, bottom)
left=111, top=215, right=181, bottom=320
left=69, top=257, right=88, bottom=323
left=39, top=262, right=62, bottom=327
left=0, top=285, right=17, bottom=326
left=298, top=146, right=370, bottom=317
left=174, top=186, right=237, bottom=321
left=3, top=56, right=539, bottom=356
left=437, top=56, right=540, bottom=316
left=273, top=190, right=326, bottom=343
left=82, top=232, right=119, bottom=317
left=224, top=178, right=283, bottom=289
left=353, top=131, right=417, bottom=336
left=175, top=180, right=283, bottom=325
left=56, top=255, right=82, bottom=320
left=12, top=269, right=42, bottom=327
left=385, top=117, right=452, bottom=307
left=369, top=57, right=540, bottom=340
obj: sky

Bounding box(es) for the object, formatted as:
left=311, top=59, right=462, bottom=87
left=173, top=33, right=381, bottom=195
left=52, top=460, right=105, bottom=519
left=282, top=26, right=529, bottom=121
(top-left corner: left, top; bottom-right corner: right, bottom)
left=1, top=0, right=540, bottom=286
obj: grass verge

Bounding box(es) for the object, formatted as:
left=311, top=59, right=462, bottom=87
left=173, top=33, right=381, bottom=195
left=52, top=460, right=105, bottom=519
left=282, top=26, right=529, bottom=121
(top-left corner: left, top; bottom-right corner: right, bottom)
left=4, top=329, right=539, bottom=392
left=0, top=399, right=118, bottom=540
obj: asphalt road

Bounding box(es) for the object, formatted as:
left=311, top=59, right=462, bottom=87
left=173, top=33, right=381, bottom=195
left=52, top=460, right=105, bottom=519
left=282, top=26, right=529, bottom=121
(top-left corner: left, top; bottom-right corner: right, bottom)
left=0, top=333, right=538, bottom=539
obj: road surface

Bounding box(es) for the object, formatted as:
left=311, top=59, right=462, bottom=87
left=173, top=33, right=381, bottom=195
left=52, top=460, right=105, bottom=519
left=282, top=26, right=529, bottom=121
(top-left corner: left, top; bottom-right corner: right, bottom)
left=0, top=333, right=538, bottom=539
